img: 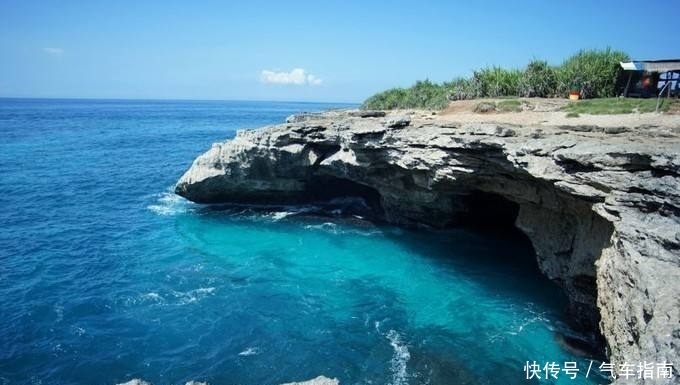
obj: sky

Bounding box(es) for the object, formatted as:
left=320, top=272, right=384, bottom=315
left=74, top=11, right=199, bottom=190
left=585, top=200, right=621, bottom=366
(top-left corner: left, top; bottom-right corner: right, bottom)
left=0, top=0, right=677, bottom=103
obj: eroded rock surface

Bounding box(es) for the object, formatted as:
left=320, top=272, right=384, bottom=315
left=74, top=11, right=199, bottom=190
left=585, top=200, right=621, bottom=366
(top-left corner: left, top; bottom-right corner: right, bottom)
left=176, top=110, right=680, bottom=384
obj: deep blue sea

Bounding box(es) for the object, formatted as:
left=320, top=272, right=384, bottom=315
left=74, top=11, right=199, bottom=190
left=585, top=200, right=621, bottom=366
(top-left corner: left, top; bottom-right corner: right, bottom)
left=0, top=99, right=604, bottom=385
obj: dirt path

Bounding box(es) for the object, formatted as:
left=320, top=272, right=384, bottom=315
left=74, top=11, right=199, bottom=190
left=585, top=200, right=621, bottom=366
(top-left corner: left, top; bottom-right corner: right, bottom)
left=437, top=98, right=680, bottom=128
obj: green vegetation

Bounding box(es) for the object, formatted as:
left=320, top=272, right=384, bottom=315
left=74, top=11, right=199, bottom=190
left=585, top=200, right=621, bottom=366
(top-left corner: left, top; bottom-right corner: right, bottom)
left=555, top=48, right=629, bottom=98
left=474, top=66, right=522, bottom=98
left=362, top=48, right=630, bottom=110
left=496, top=99, right=523, bottom=112
left=562, top=98, right=678, bottom=115
left=362, top=80, right=448, bottom=110
left=443, top=77, right=482, bottom=101
left=519, top=60, right=557, bottom=98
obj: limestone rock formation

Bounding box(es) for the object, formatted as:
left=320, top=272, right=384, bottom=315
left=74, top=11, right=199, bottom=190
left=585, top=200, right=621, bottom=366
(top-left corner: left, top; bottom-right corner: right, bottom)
left=176, top=110, right=680, bottom=385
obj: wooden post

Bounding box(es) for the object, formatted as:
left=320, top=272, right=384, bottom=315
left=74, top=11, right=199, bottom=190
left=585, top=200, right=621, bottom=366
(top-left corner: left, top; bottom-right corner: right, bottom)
left=623, top=71, right=633, bottom=97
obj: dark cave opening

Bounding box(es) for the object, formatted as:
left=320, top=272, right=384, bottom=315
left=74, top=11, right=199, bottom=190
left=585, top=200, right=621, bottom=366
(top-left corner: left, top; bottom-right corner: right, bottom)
left=304, top=175, right=385, bottom=218
left=447, top=189, right=607, bottom=358
left=446, top=190, right=544, bottom=278
left=451, top=190, right=521, bottom=231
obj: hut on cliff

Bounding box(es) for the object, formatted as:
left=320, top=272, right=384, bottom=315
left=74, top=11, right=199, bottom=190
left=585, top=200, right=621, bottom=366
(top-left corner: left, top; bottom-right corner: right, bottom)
left=618, top=59, right=680, bottom=98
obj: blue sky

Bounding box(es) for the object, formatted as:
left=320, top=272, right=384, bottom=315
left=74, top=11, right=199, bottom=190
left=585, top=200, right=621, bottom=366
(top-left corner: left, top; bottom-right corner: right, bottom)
left=0, top=0, right=676, bottom=102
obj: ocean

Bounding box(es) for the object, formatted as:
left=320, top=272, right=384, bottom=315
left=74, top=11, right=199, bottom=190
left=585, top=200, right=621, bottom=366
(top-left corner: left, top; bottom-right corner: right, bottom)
left=0, top=99, right=603, bottom=385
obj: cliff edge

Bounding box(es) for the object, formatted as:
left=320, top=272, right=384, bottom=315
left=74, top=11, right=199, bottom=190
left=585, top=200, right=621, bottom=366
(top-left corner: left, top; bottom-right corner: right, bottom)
left=176, top=110, right=679, bottom=384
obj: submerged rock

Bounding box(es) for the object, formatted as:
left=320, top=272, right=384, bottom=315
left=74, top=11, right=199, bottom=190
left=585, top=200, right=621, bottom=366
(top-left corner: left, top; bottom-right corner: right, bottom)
left=176, top=112, right=680, bottom=385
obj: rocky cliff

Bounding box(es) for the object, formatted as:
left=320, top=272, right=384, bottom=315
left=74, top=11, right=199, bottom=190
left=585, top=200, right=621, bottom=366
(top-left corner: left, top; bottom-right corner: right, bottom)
left=175, top=110, right=679, bottom=384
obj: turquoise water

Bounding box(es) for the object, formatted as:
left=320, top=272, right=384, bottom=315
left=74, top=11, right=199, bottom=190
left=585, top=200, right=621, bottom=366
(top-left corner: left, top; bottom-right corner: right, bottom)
left=0, top=99, right=603, bottom=385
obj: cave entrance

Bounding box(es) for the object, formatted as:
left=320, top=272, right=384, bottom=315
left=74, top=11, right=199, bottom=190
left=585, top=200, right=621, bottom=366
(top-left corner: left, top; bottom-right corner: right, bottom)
left=446, top=190, right=539, bottom=268
left=304, top=175, right=385, bottom=218
left=447, top=189, right=608, bottom=358
left=452, top=190, right=521, bottom=232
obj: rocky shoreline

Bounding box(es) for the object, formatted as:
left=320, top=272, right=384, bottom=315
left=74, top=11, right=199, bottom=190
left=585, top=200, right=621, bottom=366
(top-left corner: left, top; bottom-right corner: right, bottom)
left=175, top=110, right=679, bottom=384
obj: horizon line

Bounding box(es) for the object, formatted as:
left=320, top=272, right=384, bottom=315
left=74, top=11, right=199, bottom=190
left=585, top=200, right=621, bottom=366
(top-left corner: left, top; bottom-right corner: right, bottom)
left=0, top=96, right=362, bottom=105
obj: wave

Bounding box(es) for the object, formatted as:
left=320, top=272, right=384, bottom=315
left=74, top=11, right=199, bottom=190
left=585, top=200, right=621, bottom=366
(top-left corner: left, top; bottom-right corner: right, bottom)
left=373, top=322, right=411, bottom=385
left=238, top=346, right=259, bottom=356
left=386, top=330, right=411, bottom=385
left=171, top=287, right=216, bottom=304
left=487, top=305, right=551, bottom=343
left=303, top=222, right=382, bottom=237
left=122, top=287, right=216, bottom=307
left=116, top=380, right=208, bottom=385
left=262, top=205, right=316, bottom=221
left=147, top=189, right=194, bottom=216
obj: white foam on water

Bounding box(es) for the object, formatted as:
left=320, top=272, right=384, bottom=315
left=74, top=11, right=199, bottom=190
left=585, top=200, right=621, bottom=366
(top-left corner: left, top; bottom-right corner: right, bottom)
left=304, top=222, right=382, bottom=237
left=147, top=190, right=192, bottom=216
left=304, top=222, right=339, bottom=233
left=386, top=330, right=411, bottom=385
left=511, top=306, right=550, bottom=335
left=266, top=211, right=296, bottom=222
left=270, top=211, right=295, bottom=220
left=191, top=263, right=204, bottom=272
left=128, top=287, right=216, bottom=307
left=141, top=292, right=164, bottom=302
left=238, top=346, right=260, bottom=356
left=54, top=304, right=64, bottom=323
left=173, top=287, right=216, bottom=304
left=263, top=205, right=316, bottom=221
left=115, top=380, right=151, bottom=385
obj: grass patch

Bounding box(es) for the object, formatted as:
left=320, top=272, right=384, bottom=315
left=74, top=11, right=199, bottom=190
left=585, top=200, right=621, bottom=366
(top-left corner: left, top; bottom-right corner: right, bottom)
left=496, top=99, right=523, bottom=112
left=566, top=112, right=580, bottom=118
left=562, top=98, right=679, bottom=115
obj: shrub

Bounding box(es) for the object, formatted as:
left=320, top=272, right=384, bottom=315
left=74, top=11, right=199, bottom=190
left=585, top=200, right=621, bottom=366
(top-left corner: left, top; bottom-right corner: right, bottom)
left=556, top=48, right=629, bottom=98
left=474, top=66, right=522, bottom=97
left=442, top=77, right=482, bottom=101
left=404, top=80, right=448, bottom=109
left=519, top=60, right=558, bottom=97
left=361, top=80, right=448, bottom=110
left=362, top=88, right=409, bottom=110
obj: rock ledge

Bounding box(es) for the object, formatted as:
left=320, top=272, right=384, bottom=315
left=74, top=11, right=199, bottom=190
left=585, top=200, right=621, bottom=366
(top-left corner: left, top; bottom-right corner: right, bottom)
left=176, top=110, right=680, bottom=385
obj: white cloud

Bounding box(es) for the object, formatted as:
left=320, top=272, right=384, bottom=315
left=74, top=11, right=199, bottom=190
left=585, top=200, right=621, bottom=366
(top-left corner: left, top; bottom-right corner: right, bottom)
left=260, top=68, right=322, bottom=86
left=43, top=47, right=64, bottom=55
left=306, top=74, right=322, bottom=86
